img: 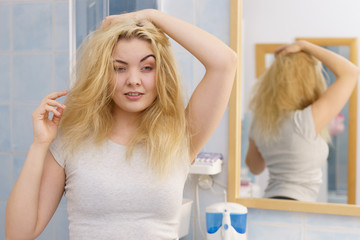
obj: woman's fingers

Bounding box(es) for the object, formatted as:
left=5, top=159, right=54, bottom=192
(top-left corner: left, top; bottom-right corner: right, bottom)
left=34, top=91, right=67, bottom=120
left=274, top=42, right=304, bottom=56
left=274, top=45, right=287, bottom=56
left=52, top=107, right=64, bottom=125
left=46, top=99, right=66, bottom=111
left=46, top=90, right=68, bottom=101
left=44, top=105, right=62, bottom=118
left=101, top=10, right=149, bottom=29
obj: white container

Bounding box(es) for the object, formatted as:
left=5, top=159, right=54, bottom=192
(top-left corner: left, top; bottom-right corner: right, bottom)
left=178, top=198, right=193, bottom=238
left=206, top=202, right=247, bottom=240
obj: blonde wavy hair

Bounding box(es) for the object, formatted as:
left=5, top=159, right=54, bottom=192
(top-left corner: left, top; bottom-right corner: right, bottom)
left=60, top=19, right=190, bottom=176
left=249, top=51, right=330, bottom=142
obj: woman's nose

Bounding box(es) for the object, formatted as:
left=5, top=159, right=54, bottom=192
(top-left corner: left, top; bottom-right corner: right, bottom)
left=126, top=70, right=141, bottom=86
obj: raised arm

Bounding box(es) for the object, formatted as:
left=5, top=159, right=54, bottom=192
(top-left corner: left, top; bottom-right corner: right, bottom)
left=147, top=10, right=237, bottom=160
left=103, top=9, right=237, bottom=160
left=275, top=40, right=359, bottom=134
left=5, top=91, right=67, bottom=239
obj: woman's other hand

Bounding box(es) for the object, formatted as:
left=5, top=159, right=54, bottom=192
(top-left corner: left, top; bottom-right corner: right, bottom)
left=101, top=9, right=153, bottom=29
left=274, top=40, right=306, bottom=56
left=32, top=90, right=67, bottom=145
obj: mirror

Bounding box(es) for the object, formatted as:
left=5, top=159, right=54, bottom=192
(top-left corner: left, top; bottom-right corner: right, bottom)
left=249, top=39, right=357, bottom=205
left=228, top=0, right=360, bottom=215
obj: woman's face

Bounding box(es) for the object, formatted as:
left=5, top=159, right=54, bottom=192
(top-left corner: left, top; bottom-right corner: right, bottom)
left=111, top=38, right=157, bottom=115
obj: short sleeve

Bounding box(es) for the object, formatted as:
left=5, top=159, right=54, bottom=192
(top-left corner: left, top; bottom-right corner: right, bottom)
left=248, top=119, right=256, bottom=140
left=49, top=134, right=66, bottom=168
left=292, top=105, right=316, bottom=139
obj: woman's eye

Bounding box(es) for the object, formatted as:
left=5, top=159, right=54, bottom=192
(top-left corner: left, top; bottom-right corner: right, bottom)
left=114, top=66, right=126, bottom=72
left=142, top=66, right=153, bottom=72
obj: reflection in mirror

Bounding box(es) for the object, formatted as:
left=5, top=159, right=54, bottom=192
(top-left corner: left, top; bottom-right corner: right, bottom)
left=239, top=40, right=357, bottom=205
left=323, top=45, right=350, bottom=204
left=228, top=0, right=360, bottom=216
left=297, top=38, right=358, bottom=205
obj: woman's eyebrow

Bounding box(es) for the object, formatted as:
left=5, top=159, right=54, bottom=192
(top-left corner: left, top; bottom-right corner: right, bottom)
left=113, top=59, right=127, bottom=64
left=113, top=54, right=155, bottom=65
left=140, top=54, right=156, bottom=62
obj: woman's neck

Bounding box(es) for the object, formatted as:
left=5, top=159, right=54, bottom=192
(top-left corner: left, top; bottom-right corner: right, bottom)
left=109, top=109, right=140, bottom=145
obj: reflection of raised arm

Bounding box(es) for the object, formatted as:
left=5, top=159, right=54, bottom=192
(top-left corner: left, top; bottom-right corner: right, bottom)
left=245, top=139, right=266, bottom=175
left=104, top=10, right=237, bottom=160
left=276, top=40, right=359, bottom=134
left=6, top=91, right=67, bottom=239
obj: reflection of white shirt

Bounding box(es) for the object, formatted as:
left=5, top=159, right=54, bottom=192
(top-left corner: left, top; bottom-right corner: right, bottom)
left=50, top=137, right=189, bottom=239
left=250, top=106, right=329, bottom=202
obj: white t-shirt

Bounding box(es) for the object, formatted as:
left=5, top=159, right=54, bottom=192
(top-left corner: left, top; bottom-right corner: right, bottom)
left=50, top=137, right=189, bottom=240
left=249, top=106, right=329, bottom=202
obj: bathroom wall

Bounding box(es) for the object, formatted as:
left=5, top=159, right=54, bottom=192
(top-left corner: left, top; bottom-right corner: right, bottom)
left=0, top=0, right=70, bottom=239
left=1, top=1, right=360, bottom=240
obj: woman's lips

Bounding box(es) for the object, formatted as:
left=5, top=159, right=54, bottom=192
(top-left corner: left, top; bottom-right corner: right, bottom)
left=125, top=92, right=143, bottom=100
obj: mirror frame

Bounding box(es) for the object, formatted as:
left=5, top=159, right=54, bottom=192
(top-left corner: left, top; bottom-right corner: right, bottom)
left=228, top=0, right=360, bottom=216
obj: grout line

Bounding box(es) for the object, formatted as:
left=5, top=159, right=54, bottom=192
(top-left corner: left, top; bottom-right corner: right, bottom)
left=9, top=0, right=14, bottom=187
left=304, top=224, right=360, bottom=234
left=0, top=152, right=28, bottom=155
left=7, top=0, right=54, bottom=4
left=52, top=0, right=55, bottom=92
left=193, top=177, right=197, bottom=240
left=7, top=50, right=68, bottom=55
left=247, top=221, right=303, bottom=228
left=192, top=0, right=197, bottom=96
left=302, top=212, right=306, bottom=240
left=249, top=219, right=360, bottom=234
left=0, top=102, right=40, bottom=105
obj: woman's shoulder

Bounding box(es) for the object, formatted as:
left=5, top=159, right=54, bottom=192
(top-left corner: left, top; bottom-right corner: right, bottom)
left=291, top=105, right=316, bottom=138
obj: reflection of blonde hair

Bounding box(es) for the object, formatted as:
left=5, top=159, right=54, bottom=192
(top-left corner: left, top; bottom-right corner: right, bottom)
left=250, top=51, right=330, bottom=142
left=60, top=19, right=189, bottom=176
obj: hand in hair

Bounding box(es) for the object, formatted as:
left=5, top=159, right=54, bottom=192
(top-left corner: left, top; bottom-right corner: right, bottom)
left=274, top=40, right=305, bottom=56
left=101, top=9, right=152, bottom=29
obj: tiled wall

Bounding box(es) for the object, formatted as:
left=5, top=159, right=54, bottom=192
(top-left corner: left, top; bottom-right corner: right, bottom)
left=1, top=0, right=360, bottom=240
left=0, top=0, right=70, bottom=239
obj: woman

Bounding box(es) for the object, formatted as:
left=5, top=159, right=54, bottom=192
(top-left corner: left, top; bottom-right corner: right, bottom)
left=245, top=40, right=359, bottom=202
left=5, top=9, right=237, bottom=239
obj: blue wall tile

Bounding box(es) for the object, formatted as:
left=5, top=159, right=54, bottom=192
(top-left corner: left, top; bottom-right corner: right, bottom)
left=54, top=53, right=70, bottom=92
left=13, top=54, right=52, bottom=102
left=248, top=208, right=303, bottom=225
left=36, top=218, right=54, bottom=240
left=305, top=212, right=360, bottom=229
left=0, top=104, right=11, bottom=152
left=173, top=51, right=194, bottom=103
left=54, top=207, right=69, bottom=240
left=13, top=3, right=52, bottom=51
left=162, top=0, right=194, bottom=24
left=0, top=154, right=12, bottom=201
left=54, top=1, right=69, bottom=51
left=0, top=4, right=10, bottom=51
left=12, top=104, right=36, bottom=152
left=193, top=57, right=205, bottom=88
left=196, top=0, right=230, bottom=45
left=248, top=223, right=302, bottom=240
left=0, top=105, right=11, bottom=152
left=162, top=0, right=194, bottom=52
left=0, top=202, right=5, bottom=240
left=203, top=109, right=229, bottom=154
left=305, top=228, right=360, bottom=240
left=0, top=55, right=10, bottom=102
